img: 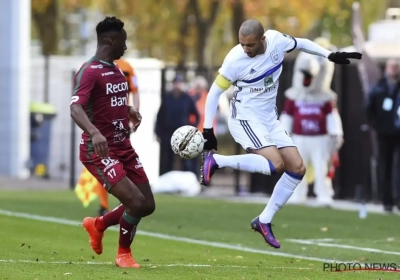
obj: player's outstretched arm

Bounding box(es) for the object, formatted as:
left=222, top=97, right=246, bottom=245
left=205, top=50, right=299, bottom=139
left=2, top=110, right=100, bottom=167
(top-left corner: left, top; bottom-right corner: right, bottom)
left=295, top=38, right=362, bottom=64
left=202, top=74, right=231, bottom=151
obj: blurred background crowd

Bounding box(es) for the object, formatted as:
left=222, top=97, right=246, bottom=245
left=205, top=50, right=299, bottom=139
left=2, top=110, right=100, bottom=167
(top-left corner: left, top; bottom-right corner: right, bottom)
left=2, top=0, right=400, bottom=215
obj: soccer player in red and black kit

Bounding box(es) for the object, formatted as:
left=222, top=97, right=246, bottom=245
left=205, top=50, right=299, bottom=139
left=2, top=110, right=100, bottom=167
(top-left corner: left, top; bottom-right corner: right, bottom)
left=70, top=16, right=156, bottom=269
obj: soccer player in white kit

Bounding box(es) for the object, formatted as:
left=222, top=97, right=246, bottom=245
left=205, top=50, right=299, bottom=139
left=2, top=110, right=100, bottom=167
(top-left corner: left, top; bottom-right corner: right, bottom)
left=200, top=19, right=361, bottom=248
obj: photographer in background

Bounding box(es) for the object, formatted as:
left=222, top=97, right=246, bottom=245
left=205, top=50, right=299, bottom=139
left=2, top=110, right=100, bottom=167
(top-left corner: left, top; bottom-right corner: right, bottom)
left=155, top=75, right=200, bottom=176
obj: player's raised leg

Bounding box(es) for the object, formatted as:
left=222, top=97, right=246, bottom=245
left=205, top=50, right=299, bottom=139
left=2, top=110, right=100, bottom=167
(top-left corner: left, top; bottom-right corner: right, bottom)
left=252, top=145, right=306, bottom=248
left=201, top=119, right=284, bottom=186
left=202, top=147, right=284, bottom=186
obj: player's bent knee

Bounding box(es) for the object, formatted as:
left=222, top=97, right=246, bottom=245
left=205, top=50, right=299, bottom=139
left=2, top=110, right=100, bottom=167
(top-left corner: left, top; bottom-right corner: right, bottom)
left=134, top=182, right=156, bottom=217
left=300, top=164, right=306, bottom=176
left=143, top=201, right=156, bottom=217
left=251, top=146, right=284, bottom=174
left=125, top=193, right=146, bottom=214
left=134, top=193, right=146, bottom=210
left=110, top=177, right=146, bottom=211
left=291, top=162, right=306, bottom=176
left=270, top=159, right=284, bottom=174
left=279, top=146, right=306, bottom=176
left=150, top=200, right=156, bottom=215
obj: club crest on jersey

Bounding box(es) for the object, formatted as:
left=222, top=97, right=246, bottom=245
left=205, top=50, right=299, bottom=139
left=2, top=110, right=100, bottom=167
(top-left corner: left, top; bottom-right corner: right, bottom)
left=270, top=49, right=280, bottom=64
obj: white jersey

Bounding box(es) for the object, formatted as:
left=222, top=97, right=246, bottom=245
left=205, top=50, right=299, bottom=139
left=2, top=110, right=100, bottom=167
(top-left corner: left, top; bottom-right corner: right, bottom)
left=219, top=30, right=297, bottom=124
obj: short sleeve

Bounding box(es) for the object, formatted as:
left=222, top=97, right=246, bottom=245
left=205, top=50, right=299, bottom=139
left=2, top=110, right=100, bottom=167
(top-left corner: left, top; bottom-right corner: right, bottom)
left=282, top=98, right=295, bottom=115
left=218, top=50, right=238, bottom=83
left=71, top=66, right=96, bottom=106
left=273, top=30, right=297, bottom=53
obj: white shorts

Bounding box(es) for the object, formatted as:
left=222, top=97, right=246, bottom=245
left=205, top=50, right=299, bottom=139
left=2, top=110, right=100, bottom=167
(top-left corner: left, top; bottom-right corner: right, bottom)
left=228, top=118, right=296, bottom=151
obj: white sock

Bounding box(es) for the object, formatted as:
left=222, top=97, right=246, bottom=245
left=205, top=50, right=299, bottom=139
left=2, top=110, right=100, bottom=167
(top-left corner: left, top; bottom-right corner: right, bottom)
left=213, top=154, right=275, bottom=175
left=259, top=172, right=303, bottom=223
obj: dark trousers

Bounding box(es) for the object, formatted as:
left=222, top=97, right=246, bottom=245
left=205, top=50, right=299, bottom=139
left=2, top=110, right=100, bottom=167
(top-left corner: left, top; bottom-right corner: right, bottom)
left=160, top=137, right=200, bottom=178
left=377, top=134, right=400, bottom=207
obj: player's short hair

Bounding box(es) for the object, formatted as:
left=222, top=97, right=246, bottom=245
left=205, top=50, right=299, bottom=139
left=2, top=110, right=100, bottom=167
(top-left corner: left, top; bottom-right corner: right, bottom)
left=96, top=16, right=124, bottom=37
left=239, top=19, right=264, bottom=39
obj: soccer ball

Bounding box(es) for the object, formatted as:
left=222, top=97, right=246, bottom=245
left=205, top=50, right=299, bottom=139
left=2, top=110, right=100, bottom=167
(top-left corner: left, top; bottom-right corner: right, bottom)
left=171, top=125, right=205, bottom=159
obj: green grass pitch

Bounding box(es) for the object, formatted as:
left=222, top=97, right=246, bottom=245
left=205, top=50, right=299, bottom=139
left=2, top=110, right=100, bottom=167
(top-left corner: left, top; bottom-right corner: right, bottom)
left=0, top=190, right=399, bottom=279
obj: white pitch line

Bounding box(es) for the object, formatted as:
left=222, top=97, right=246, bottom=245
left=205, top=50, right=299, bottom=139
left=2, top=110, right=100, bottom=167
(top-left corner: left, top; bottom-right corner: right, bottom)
left=303, top=238, right=336, bottom=243
left=0, top=259, right=313, bottom=269
left=287, top=239, right=400, bottom=256
left=0, top=260, right=244, bottom=268
left=0, top=209, right=346, bottom=263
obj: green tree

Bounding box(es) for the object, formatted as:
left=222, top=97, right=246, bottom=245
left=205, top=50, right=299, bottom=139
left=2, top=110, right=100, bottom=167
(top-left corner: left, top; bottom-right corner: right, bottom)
left=31, top=0, right=385, bottom=66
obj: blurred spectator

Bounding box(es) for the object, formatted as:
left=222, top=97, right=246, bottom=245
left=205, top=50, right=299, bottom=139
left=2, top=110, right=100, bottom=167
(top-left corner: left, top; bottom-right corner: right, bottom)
left=188, top=76, right=215, bottom=131
left=155, top=75, right=200, bottom=176
left=188, top=76, right=231, bottom=134
left=366, top=58, right=400, bottom=212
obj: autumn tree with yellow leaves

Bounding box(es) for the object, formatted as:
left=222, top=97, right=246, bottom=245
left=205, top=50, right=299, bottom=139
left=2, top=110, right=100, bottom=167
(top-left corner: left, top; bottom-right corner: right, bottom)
left=31, top=0, right=385, bottom=65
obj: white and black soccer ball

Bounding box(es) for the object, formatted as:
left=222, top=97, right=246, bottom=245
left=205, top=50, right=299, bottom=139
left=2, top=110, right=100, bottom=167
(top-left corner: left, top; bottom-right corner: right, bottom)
left=170, top=125, right=205, bottom=159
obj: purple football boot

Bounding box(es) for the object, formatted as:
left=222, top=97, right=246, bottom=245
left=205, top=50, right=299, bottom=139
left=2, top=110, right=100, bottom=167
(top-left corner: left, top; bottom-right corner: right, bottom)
left=250, top=217, right=281, bottom=249
left=200, top=151, right=219, bottom=186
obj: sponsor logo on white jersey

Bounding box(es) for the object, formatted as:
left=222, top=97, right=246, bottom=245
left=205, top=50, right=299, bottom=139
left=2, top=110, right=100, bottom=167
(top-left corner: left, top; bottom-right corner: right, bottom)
left=250, top=87, right=264, bottom=93
left=249, top=82, right=278, bottom=93
left=264, top=82, right=278, bottom=93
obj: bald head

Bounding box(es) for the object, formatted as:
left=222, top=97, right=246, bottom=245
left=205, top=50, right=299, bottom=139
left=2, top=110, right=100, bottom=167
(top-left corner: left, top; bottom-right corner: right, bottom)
left=239, top=19, right=264, bottom=39
left=238, top=19, right=266, bottom=58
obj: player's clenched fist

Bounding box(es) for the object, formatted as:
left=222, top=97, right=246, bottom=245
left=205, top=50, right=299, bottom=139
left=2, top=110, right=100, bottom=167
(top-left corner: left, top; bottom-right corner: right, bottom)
left=202, top=128, right=218, bottom=151
left=328, top=52, right=362, bottom=64
left=91, top=130, right=108, bottom=157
